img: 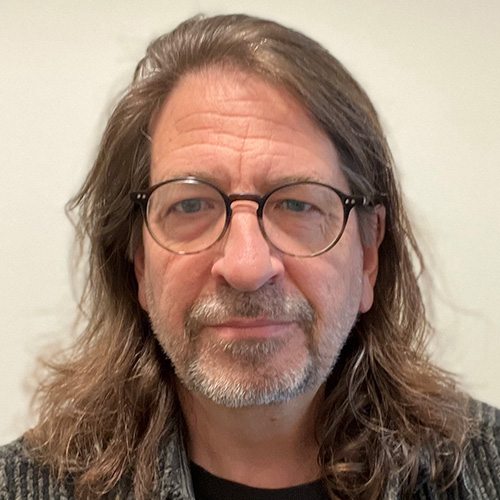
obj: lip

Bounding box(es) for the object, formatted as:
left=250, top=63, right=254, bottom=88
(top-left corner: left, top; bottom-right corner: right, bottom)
left=205, top=318, right=294, bottom=340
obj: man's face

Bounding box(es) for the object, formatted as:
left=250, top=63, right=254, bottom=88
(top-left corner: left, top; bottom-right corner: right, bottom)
left=134, top=67, right=380, bottom=408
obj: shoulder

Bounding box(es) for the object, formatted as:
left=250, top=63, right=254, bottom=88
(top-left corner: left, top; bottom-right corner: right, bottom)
left=0, top=437, right=74, bottom=500
left=468, top=397, right=500, bottom=437
left=417, top=399, right=500, bottom=499
left=460, top=399, right=500, bottom=494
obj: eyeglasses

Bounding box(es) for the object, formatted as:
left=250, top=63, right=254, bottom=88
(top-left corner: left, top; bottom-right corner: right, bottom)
left=131, top=177, right=374, bottom=257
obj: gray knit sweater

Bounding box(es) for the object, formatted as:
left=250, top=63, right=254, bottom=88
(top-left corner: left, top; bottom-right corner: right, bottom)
left=1, top=400, right=499, bottom=499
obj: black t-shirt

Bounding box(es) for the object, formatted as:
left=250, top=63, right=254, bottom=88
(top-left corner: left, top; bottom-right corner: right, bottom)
left=190, top=462, right=331, bottom=500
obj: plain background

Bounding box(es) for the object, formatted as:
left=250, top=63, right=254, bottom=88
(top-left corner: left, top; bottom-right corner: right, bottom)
left=1, top=1, right=499, bottom=444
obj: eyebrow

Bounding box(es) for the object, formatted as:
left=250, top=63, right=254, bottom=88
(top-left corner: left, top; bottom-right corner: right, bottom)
left=264, top=174, right=322, bottom=185
left=155, top=171, right=327, bottom=191
left=155, top=170, right=224, bottom=185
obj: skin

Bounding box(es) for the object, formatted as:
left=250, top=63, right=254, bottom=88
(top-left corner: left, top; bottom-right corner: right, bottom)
left=134, top=67, right=385, bottom=488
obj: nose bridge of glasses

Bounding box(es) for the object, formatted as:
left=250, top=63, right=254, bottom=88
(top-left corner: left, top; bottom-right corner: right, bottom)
left=223, top=193, right=268, bottom=248
left=227, top=193, right=264, bottom=215
left=227, top=193, right=262, bottom=204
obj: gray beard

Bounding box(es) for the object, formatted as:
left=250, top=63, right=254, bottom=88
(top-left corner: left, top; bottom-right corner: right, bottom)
left=148, top=284, right=357, bottom=408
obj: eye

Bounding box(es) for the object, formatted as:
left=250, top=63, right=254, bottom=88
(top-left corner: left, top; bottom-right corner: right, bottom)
left=170, top=198, right=211, bottom=214
left=280, top=199, right=312, bottom=212
left=267, top=196, right=325, bottom=220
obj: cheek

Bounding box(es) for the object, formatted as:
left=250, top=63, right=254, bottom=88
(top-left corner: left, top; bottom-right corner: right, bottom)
left=285, top=243, right=364, bottom=321
left=143, top=246, right=210, bottom=327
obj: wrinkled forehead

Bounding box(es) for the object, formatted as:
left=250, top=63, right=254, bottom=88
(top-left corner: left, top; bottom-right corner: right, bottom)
left=148, top=66, right=348, bottom=192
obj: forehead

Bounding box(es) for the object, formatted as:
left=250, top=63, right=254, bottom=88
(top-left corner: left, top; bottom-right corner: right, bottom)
left=150, top=67, right=348, bottom=191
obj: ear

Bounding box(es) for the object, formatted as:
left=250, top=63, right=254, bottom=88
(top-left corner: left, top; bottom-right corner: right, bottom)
left=134, top=245, right=149, bottom=313
left=359, top=205, right=386, bottom=313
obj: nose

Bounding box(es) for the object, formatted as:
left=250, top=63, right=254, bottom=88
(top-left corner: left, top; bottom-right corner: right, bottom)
left=211, top=202, right=284, bottom=291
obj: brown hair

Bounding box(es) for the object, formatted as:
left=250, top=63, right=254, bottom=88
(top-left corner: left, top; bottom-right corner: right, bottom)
left=27, top=14, right=470, bottom=500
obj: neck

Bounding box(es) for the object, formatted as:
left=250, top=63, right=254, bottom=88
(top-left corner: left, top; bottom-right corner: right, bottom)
left=178, top=383, right=324, bottom=489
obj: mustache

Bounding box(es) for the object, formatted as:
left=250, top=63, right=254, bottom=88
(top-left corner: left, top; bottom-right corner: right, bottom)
left=184, top=285, right=316, bottom=337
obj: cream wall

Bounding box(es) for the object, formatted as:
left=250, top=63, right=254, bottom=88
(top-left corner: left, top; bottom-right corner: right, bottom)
left=1, top=1, right=499, bottom=443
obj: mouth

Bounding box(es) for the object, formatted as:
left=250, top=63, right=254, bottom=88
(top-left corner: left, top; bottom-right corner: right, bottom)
left=205, top=318, right=295, bottom=340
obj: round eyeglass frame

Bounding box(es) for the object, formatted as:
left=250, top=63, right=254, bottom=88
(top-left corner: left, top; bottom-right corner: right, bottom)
left=130, top=176, right=375, bottom=257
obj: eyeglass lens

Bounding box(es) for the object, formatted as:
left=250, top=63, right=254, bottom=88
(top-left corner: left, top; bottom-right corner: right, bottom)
left=146, top=180, right=345, bottom=256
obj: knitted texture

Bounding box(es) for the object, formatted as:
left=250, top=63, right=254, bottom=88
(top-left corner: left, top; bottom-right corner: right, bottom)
left=1, top=400, right=499, bottom=500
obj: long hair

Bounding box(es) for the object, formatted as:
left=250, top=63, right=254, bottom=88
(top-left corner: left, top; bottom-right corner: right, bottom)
left=27, top=14, right=470, bottom=500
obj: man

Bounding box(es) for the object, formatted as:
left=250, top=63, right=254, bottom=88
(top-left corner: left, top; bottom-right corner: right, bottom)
left=1, top=14, right=499, bottom=500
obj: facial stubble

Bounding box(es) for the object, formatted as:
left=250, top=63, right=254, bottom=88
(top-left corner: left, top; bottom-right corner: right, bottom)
left=146, top=280, right=361, bottom=408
